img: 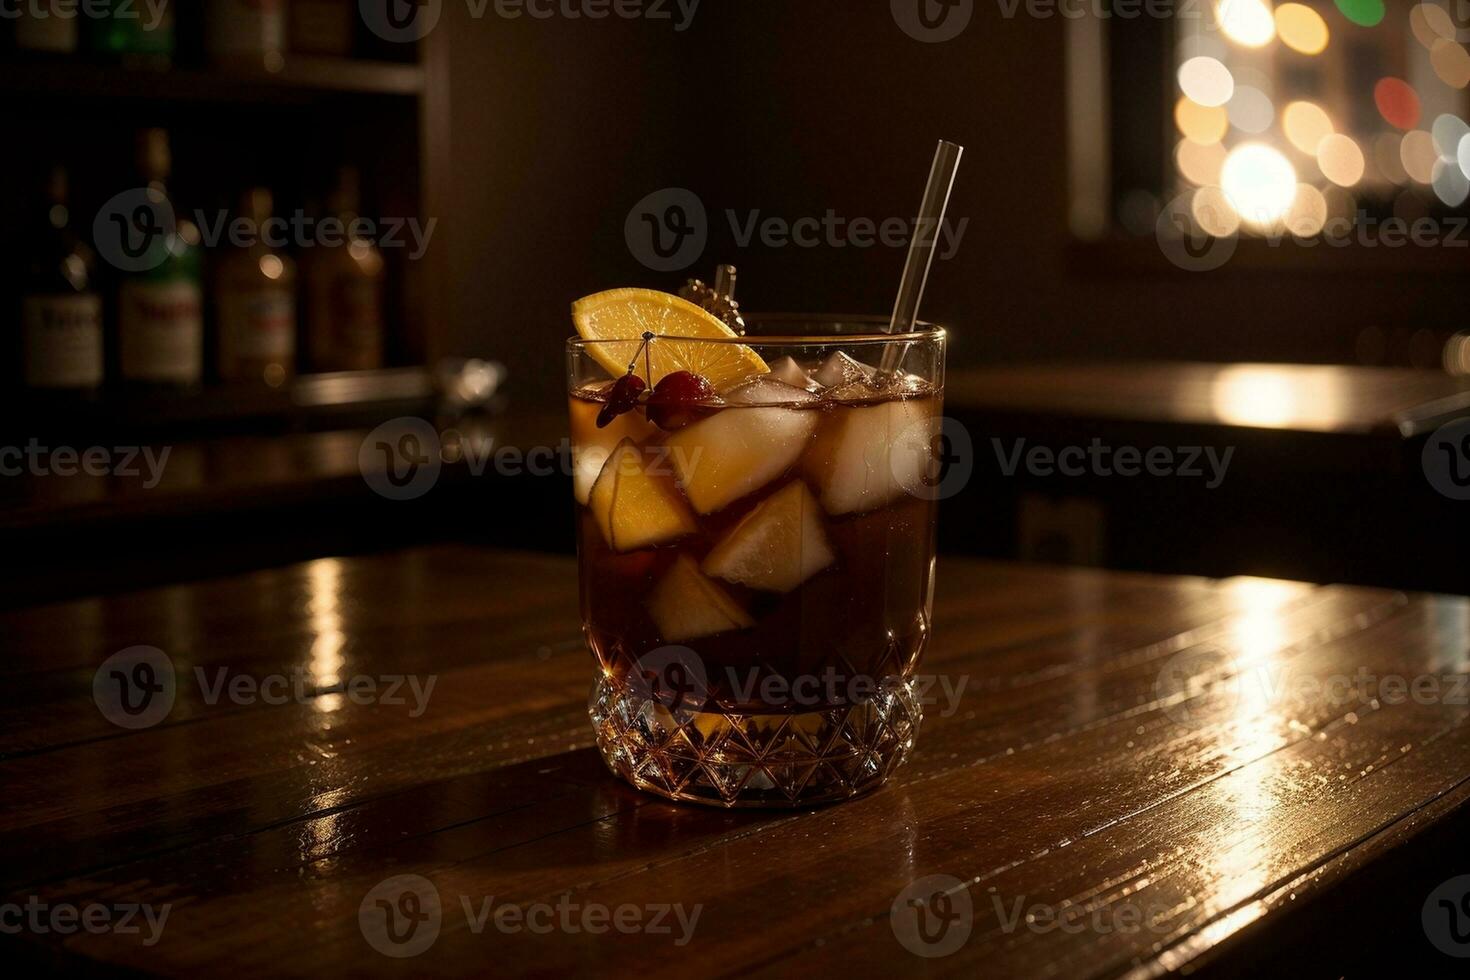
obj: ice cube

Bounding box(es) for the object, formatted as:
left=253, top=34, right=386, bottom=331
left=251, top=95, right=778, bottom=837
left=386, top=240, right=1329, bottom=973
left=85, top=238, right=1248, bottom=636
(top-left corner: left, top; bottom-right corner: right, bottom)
left=766, top=356, right=818, bottom=392
left=807, top=398, right=937, bottom=515
left=666, top=390, right=821, bottom=513
left=703, top=480, right=835, bottom=592
left=648, top=555, right=754, bottom=642
left=570, top=400, right=658, bottom=505
left=813, top=351, right=875, bottom=389
left=723, top=376, right=820, bottom=406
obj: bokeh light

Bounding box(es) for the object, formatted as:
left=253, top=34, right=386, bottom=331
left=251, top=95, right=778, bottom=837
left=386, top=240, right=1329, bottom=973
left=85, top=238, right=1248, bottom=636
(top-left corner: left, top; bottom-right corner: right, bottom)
left=1283, top=101, right=1334, bottom=154
left=1333, top=0, right=1385, bottom=27
left=1374, top=133, right=1408, bottom=183
left=1177, top=139, right=1229, bottom=185
left=1433, top=158, right=1470, bottom=205
left=1275, top=4, right=1329, bottom=55
left=1228, top=86, right=1275, bottom=133
left=1459, top=133, right=1470, bottom=181
left=1317, top=133, right=1365, bottom=186
left=1283, top=184, right=1328, bottom=237
left=1432, top=113, right=1470, bottom=160
left=1179, top=56, right=1235, bottom=107
left=1176, top=97, right=1230, bottom=144
left=1431, top=39, right=1470, bottom=89
left=1401, top=130, right=1439, bottom=183
left=1191, top=186, right=1241, bottom=237
left=1374, top=78, right=1421, bottom=130
left=1410, top=3, right=1457, bottom=49
left=1221, top=143, right=1299, bottom=227
left=1219, top=0, right=1277, bottom=48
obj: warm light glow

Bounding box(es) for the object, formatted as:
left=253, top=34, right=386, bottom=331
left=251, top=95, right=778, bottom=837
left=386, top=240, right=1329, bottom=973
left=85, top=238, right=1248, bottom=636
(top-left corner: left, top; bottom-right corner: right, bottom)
left=1375, top=133, right=1408, bottom=183
left=1228, top=86, right=1275, bottom=133
left=1210, top=365, right=1350, bottom=429
left=1219, top=0, right=1276, bottom=48
left=1192, top=185, right=1242, bottom=237
left=1402, top=130, right=1439, bottom=183
left=1179, top=56, right=1235, bottom=107
left=1283, top=101, right=1334, bottom=155
left=1177, top=138, right=1229, bottom=185
left=1221, top=144, right=1298, bottom=227
left=1176, top=97, right=1229, bottom=144
left=1275, top=4, right=1328, bottom=55
left=259, top=253, right=285, bottom=280
left=307, top=559, right=347, bottom=693
left=1316, top=133, right=1365, bottom=186
left=1431, top=39, right=1470, bottom=89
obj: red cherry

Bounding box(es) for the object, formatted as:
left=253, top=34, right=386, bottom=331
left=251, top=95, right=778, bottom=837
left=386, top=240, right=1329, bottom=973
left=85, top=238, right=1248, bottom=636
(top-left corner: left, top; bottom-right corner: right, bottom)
left=646, top=371, right=718, bottom=431
left=596, top=373, right=647, bottom=428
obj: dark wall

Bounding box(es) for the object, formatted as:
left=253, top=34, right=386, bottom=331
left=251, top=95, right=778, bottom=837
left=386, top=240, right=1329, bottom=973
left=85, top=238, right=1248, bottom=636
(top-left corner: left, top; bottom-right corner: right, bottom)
left=438, top=0, right=1470, bottom=411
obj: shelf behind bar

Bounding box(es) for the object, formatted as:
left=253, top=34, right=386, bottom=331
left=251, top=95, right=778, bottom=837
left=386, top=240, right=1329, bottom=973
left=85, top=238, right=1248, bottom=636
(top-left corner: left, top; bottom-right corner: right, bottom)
left=3, top=56, right=425, bottom=103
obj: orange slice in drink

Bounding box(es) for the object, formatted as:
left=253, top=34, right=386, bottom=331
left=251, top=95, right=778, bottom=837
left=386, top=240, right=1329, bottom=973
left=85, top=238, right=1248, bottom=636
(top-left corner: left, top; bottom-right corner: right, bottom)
left=572, top=288, right=768, bottom=391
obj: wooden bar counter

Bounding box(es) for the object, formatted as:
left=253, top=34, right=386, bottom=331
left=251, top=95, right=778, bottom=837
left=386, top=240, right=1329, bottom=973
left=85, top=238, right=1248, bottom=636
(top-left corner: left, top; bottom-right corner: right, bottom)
left=3, top=547, right=1468, bottom=976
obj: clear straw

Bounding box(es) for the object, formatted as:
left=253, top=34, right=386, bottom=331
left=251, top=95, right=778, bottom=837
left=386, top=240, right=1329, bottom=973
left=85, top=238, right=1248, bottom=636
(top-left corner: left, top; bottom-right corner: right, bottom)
left=881, top=140, right=963, bottom=373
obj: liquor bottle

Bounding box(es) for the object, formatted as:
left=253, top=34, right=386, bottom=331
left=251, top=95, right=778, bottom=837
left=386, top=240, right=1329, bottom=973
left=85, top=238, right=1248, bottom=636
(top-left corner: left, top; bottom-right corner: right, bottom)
left=290, top=0, right=355, bottom=57
left=214, top=188, right=297, bottom=385
left=81, top=1, right=175, bottom=67
left=303, top=168, right=385, bottom=372
left=13, top=1, right=79, bottom=55
left=22, top=167, right=103, bottom=392
left=117, top=130, right=204, bottom=388
left=206, top=0, right=285, bottom=70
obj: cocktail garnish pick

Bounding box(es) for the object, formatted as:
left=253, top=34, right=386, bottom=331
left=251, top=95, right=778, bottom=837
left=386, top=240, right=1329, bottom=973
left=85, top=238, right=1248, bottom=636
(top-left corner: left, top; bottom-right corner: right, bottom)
left=679, top=264, right=746, bottom=335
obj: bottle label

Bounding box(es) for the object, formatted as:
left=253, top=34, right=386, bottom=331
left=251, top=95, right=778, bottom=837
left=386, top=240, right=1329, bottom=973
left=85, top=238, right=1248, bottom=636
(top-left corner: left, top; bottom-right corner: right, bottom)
left=220, top=286, right=296, bottom=362
left=120, top=279, right=203, bottom=384
left=24, top=294, right=103, bottom=389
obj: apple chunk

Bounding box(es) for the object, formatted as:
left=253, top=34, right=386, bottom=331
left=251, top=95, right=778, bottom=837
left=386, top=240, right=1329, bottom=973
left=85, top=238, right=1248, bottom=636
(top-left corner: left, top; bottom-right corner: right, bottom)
left=587, top=438, right=697, bottom=552
left=570, top=400, right=658, bottom=505
left=703, top=481, right=835, bottom=592
left=665, top=381, right=820, bottom=514
left=648, top=555, right=755, bottom=642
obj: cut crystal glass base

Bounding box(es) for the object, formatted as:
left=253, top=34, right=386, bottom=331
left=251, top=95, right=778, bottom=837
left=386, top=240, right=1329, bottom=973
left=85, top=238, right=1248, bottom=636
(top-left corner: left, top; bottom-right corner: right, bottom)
left=588, top=673, right=922, bottom=808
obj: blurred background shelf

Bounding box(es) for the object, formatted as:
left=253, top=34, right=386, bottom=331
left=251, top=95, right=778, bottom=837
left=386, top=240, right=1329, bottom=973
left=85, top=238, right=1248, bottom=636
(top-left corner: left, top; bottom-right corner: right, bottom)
left=0, top=57, right=425, bottom=102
